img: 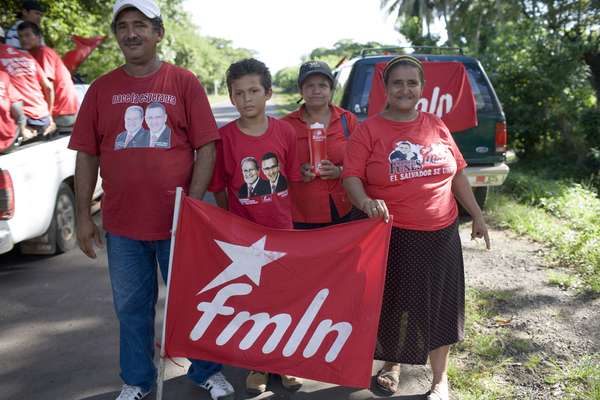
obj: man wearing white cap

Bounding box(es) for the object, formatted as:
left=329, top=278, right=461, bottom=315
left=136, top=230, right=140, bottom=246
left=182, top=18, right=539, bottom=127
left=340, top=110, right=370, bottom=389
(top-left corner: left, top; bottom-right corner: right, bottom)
left=68, top=1, right=234, bottom=399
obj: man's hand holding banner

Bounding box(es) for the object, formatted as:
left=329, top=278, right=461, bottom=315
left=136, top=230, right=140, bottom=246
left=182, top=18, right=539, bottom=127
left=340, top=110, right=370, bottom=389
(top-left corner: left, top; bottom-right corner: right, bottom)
left=163, top=195, right=391, bottom=388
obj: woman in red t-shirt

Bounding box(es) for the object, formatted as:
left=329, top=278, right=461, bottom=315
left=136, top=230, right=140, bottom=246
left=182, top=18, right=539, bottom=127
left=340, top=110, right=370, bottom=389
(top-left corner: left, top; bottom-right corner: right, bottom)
left=343, top=55, right=490, bottom=400
left=282, top=61, right=358, bottom=228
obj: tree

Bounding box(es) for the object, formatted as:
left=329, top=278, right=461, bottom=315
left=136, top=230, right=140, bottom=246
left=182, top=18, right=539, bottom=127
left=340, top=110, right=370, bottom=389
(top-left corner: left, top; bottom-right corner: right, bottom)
left=380, top=0, right=443, bottom=45
left=380, top=0, right=600, bottom=173
left=273, top=67, right=298, bottom=93
left=1, top=0, right=255, bottom=92
left=307, top=39, right=391, bottom=67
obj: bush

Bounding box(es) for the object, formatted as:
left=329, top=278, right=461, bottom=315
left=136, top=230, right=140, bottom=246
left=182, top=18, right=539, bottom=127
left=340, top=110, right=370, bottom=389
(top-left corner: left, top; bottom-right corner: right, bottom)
left=493, top=166, right=600, bottom=292
left=273, top=67, right=299, bottom=94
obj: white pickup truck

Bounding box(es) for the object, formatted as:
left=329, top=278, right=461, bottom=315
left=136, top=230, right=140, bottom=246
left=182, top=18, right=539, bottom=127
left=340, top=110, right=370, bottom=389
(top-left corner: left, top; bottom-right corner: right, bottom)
left=0, top=85, right=101, bottom=255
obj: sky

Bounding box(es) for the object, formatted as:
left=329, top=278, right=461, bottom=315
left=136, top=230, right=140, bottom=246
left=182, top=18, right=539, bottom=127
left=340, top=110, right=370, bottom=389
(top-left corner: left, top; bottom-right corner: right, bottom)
left=183, top=0, right=404, bottom=73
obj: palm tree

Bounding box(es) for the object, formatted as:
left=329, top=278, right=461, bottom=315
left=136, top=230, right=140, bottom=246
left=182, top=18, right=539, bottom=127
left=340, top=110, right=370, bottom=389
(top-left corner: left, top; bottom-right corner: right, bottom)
left=380, top=0, right=437, bottom=40
left=380, top=0, right=465, bottom=46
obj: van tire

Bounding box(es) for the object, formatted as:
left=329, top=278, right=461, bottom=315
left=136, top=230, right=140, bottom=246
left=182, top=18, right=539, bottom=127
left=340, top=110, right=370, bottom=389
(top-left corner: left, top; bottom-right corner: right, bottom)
left=19, top=183, right=77, bottom=255
left=474, top=187, right=488, bottom=210
left=53, top=183, right=77, bottom=253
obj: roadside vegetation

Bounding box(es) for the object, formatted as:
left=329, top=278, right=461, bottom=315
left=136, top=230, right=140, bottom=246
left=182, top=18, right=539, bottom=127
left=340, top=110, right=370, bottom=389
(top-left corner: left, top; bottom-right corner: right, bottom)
left=2, top=0, right=254, bottom=94
left=487, top=164, right=600, bottom=293
left=450, top=288, right=600, bottom=399
left=448, top=160, right=600, bottom=399
left=270, top=89, right=300, bottom=117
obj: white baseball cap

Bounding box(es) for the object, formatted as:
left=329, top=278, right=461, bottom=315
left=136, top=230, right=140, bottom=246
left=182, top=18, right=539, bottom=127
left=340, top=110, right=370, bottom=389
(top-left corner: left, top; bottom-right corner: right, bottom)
left=112, top=0, right=161, bottom=23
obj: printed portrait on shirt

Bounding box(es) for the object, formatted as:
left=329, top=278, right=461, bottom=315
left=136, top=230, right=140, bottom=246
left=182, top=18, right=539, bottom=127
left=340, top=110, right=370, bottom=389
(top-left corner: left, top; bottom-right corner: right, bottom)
left=114, top=105, right=148, bottom=150
left=261, top=152, right=287, bottom=194
left=389, top=140, right=423, bottom=174
left=238, top=156, right=270, bottom=198
left=145, top=102, right=171, bottom=148
left=114, top=102, right=172, bottom=150
left=420, top=142, right=452, bottom=164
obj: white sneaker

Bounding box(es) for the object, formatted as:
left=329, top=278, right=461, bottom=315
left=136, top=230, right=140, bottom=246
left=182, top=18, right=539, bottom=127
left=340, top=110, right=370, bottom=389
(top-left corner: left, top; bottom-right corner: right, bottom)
left=199, top=371, right=235, bottom=400
left=115, top=384, right=150, bottom=400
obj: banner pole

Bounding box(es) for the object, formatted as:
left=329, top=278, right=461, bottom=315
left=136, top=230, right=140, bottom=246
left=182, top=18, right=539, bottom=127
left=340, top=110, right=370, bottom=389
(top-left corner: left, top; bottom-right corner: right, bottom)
left=157, top=187, right=184, bottom=400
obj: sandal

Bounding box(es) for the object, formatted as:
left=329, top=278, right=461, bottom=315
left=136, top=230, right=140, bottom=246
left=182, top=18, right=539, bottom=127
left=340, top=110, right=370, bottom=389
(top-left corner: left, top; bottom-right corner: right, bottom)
left=375, top=368, right=400, bottom=395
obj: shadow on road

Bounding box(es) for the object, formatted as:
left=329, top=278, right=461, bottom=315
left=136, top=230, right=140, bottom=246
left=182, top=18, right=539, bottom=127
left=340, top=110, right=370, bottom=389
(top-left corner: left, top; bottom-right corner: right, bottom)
left=76, top=372, right=429, bottom=400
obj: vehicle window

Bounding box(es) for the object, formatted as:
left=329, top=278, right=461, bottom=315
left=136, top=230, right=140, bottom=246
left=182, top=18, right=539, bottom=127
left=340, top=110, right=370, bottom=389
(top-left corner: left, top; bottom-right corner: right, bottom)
left=464, top=64, right=495, bottom=113
left=346, top=64, right=375, bottom=118
left=332, top=65, right=352, bottom=107
left=358, top=67, right=374, bottom=115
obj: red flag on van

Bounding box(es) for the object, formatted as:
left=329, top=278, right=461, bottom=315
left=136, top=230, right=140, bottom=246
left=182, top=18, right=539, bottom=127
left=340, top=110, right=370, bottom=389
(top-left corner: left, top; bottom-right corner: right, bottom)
left=368, top=61, right=478, bottom=132
left=163, top=196, right=391, bottom=388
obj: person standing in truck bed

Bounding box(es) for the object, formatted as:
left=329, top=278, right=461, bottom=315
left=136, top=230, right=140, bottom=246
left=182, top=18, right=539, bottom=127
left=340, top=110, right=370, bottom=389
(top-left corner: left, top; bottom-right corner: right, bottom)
left=5, top=0, right=46, bottom=50
left=0, top=39, right=54, bottom=140
left=18, top=21, right=78, bottom=130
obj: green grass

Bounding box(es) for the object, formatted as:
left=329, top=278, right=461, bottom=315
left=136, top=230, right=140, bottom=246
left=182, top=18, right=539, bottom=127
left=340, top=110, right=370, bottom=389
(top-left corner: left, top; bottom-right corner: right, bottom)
left=487, top=167, right=600, bottom=293
left=548, top=271, right=579, bottom=289
left=448, top=162, right=600, bottom=398
left=270, top=89, right=300, bottom=116
left=524, top=353, right=543, bottom=370
left=545, top=355, right=600, bottom=399
left=447, top=361, right=509, bottom=400
left=510, top=337, right=533, bottom=353
left=450, top=289, right=516, bottom=399
left=451, top=288, right=600, bottom=399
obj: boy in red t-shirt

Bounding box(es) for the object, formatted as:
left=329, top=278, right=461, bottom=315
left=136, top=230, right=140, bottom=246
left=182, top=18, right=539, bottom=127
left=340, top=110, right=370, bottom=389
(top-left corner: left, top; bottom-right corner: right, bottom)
left=208, top=58, right=303, bottom=393
left=18, top=21, right=78, bottom=128
left=0, top=42, right=54, bottom=140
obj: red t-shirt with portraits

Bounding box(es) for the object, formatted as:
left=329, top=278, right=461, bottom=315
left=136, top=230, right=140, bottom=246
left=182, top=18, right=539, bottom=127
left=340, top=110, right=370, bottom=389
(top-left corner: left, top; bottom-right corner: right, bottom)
left=69, top=62, right=219, bottom=240
left=209, top=117, right=302, bottom=229
left=0, top=44, right=49, bottom=120
left=343, top=112, right=467, bottom=231
left=0, top=71, right=19, bottom=150
left=30, top=46, right=78, bottom=117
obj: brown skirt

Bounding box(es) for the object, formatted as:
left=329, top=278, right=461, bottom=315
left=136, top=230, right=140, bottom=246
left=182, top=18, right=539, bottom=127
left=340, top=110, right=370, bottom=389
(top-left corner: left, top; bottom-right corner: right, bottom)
left=374, top=219, right=465, bottom=365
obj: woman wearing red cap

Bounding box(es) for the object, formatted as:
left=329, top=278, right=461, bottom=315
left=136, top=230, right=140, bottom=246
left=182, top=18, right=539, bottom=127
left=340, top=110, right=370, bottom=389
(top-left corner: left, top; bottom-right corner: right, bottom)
left=282, top=60, right=358, bottom=229
left=343, top=55, right=490, bottom=400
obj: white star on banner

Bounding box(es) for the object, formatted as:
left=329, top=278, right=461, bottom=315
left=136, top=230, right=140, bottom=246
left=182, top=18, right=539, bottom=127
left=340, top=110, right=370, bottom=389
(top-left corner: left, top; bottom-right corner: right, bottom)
left=198, top=236, right=286, bottom=294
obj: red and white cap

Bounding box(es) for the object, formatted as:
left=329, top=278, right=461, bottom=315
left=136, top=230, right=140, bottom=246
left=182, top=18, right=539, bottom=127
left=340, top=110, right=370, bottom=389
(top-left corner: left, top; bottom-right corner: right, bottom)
left=112, top=0, right=161, bottom=23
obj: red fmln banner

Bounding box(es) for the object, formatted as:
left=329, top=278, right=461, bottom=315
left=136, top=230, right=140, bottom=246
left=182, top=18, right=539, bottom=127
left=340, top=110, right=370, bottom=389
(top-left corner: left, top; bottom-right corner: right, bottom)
left=368, top=61, right=478, bottom=132
left=62, top=35, right=105, bottom=73
left=164, top=196, right=391, bottom=388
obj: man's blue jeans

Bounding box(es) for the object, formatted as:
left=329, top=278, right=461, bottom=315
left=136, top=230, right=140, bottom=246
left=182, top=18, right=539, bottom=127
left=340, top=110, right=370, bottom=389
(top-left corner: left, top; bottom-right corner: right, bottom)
left=106, top=233, right=221, bottom=392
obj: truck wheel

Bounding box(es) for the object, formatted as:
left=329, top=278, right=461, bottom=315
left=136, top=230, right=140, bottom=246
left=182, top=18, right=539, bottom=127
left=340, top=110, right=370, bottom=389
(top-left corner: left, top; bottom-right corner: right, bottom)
left=474, top=187, right=488, bottom=210
left=53, top=183, right=77, bottom=253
